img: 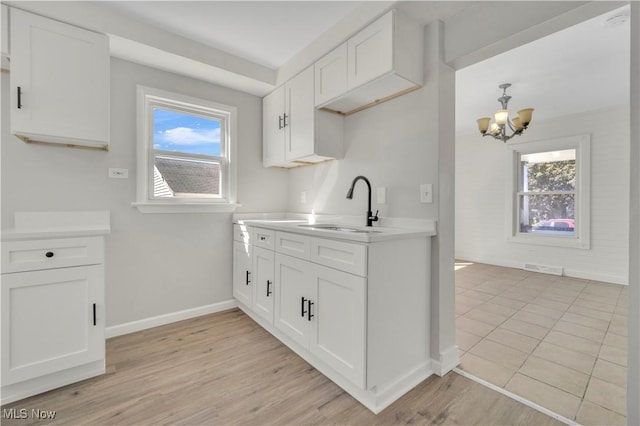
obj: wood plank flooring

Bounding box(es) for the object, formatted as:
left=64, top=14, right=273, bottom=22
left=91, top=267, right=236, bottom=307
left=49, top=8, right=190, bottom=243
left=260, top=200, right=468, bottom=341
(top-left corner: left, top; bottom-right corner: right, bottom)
left=1, top=309, right=562, bottom=425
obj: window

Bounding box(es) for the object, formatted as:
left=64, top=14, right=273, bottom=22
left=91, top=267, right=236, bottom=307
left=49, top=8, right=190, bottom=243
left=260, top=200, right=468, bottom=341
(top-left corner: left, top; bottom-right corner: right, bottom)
left=134, top=86, right=238, bottom=213
left=506, top=135, right=590, bottom=249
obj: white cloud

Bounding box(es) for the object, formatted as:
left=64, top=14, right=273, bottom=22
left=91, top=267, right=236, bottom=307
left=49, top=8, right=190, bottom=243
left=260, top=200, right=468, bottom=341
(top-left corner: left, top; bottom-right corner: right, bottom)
left=156, top=127, right=220, bottom=145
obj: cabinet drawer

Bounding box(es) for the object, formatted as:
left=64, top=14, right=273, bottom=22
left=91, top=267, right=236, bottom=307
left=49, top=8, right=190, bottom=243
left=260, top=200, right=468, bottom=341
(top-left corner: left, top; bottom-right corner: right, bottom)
left=311, top=238, right=367, bottom=276
left=275, top=232, right=311, bottom=260
left=233, top=224, right=252, bottom=244
left=1, top=237, right=104, bottom=273
left=253, top=228, right=275, bottom=250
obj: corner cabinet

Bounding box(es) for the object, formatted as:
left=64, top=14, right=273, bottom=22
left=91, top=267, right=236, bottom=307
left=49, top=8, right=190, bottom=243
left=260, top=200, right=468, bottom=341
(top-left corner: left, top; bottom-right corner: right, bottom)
left=262, top=66, right=343, bottom=168
left=1, top=235, right=107, bottom=404
left=232, top=223, right=432, bottom=414
left=9, top=8, right=109, bottom=150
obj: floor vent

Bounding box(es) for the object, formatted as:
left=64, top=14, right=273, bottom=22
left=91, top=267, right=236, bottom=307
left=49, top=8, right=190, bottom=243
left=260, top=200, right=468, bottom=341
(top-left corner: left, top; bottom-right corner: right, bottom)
left=523, top=263, right=563, bottom=276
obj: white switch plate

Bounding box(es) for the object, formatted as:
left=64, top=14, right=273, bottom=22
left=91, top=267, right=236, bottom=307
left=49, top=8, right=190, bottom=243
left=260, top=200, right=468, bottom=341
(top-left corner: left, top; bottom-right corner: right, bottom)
left=420, top=184, right=433, bottom=203
left=376, top=187, right=386, bottom=204
left=300, top=191, right=307, bottom=204
left=108, top=168, right=128, bottom=179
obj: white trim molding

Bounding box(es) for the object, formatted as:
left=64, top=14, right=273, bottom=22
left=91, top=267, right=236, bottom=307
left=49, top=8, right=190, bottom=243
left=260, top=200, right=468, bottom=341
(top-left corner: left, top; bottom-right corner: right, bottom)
left=105, top=300, right=238, bottom=338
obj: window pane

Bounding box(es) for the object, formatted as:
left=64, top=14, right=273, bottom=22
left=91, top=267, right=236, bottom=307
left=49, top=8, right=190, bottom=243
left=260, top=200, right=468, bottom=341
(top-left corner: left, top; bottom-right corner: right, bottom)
left=519, top=194, right=575, bottom=236
left=520, top=149, right=576, bottom=192
left=153, top=156, right=221, bottom=198
left=153, top=108, right=221, bottom=156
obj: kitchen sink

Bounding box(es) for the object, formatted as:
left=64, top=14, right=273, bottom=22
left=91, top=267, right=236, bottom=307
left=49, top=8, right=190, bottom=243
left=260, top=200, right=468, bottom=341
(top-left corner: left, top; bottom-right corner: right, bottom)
left=297, top=224, right=381, bottom=233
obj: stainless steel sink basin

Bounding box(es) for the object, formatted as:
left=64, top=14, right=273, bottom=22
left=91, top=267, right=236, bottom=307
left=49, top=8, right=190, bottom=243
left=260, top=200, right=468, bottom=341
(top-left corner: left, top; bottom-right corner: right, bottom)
left=297, top=224, right=380, bottom=233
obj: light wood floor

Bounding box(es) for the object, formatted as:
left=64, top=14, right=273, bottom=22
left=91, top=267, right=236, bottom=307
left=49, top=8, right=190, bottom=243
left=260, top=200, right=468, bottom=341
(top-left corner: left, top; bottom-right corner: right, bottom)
left=1, top=309, right=561, bottom=425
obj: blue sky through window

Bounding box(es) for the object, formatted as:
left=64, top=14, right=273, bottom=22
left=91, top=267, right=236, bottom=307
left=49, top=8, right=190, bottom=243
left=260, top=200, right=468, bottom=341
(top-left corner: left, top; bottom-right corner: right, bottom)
left=153, top=108, right=221, bottom=156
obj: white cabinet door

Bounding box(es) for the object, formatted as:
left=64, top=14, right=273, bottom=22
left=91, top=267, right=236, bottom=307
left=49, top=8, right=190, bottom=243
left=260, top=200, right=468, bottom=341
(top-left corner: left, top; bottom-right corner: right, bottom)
left=310, top=265, right=366, bottom=388
left=347, top=11, right=393, bottom=91
left=1, top=265, right=105, bottom=385
left=232, top=241, right=252, bottom=307
left=262, top=86, right=286, bottom=167
left=274, top=253, right=313, bottom=348
left=10, top=8, right=109, bottom=149
left=285, top=66, right=315, bottom=161
left=252, top=246, right=275, bottom=324
left=314, top=43, right=347, bottom=106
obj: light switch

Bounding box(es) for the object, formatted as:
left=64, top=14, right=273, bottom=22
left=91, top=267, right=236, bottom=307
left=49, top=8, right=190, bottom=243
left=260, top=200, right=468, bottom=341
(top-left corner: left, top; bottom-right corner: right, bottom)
left=108, top=168, right=128, bottom=179
left=420, top=184, right=433, bottom=203
left=376, top=187, right=386, bottom=204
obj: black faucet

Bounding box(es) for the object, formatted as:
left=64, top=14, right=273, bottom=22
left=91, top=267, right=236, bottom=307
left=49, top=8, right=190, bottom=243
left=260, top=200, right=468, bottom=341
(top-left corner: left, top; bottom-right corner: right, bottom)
left=346, top=176, right=379, bottom=227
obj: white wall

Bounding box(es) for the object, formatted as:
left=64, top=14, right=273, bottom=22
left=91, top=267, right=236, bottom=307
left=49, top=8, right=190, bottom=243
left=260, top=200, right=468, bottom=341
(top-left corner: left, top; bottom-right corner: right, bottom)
left=0, top=58, right=289, bottom=327
left=456, top=106, right=630, bottom=284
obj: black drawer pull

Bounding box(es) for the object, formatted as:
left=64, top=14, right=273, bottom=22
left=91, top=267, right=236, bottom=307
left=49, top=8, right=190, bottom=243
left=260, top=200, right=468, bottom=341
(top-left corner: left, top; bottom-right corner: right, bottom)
left=17, top=86, right=22, bottom=109
left=307, top=300, right=314, bottom=321
left=301, top=297, right=307, bottom=317
left=45, top=251, right=54, bottom=258
left=246, top=270, right=251, bottom=285
left=266, top=280, right=272, bottom=297
left=93, top=303, right=97, bottom=326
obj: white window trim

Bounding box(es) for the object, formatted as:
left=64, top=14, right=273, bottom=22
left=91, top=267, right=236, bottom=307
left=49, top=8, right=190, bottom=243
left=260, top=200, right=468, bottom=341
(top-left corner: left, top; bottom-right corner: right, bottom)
left=133, top=86, right=240, bottom=213
left=505, top=134, right=591, bottom=249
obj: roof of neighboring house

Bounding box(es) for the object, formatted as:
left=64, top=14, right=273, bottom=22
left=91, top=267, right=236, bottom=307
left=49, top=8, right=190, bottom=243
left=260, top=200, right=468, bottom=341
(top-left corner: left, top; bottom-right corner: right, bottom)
left=154, top=157, right=220, bottom=196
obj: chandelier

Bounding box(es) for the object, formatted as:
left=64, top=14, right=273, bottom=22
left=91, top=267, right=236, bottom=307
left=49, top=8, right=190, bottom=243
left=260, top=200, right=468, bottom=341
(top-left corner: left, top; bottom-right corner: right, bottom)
left=476, top=83, right=534, bottom=143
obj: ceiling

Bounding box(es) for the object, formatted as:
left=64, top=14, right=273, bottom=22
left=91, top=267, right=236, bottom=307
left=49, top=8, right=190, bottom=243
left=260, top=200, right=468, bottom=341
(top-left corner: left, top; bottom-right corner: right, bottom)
left=100, top=1, right=363, bottom=69
left=455, top=4, right=631, bottom=135
left=98, top=1, right=630, bottom=134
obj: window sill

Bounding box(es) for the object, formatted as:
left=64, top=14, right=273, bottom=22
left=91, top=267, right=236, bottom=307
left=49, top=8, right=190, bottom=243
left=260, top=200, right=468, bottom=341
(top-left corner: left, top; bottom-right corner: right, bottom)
left=507, top=234, right=590, bottom=250
left=132, top=202, right=241, bottom=214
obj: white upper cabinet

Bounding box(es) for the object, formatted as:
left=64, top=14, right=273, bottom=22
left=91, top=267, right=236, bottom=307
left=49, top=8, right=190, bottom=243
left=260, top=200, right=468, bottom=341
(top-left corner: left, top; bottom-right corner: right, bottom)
left=314, top=42, right=347, bottom=106
left=315, top=9, right=423, bottom=115
left=263, top=66, right=343, bottom=168
left=9, top=8, right=109, bottom=150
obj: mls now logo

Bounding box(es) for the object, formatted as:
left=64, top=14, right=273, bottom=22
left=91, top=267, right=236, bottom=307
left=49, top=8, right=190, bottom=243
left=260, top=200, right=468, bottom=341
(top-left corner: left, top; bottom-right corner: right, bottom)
left=3, top=408, right=56, bottom=419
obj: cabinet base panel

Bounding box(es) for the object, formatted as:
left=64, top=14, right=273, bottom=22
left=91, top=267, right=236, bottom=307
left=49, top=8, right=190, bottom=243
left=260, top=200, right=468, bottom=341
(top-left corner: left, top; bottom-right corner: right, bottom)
left=238, top=304, right=434, bottom=414
left=1, top=360, right=105, bottom=405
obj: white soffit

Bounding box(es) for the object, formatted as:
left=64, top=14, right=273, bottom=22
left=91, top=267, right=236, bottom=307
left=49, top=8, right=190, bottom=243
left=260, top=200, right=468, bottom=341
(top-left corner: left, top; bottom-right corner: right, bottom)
left=109, top=35, right=275, bottom=96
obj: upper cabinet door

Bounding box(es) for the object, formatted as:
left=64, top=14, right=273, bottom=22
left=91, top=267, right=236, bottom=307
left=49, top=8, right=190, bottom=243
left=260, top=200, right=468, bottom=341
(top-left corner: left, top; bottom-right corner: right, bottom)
left=347, top=11, right=393, bottom=91
left=285, top=66, right=315, bottom=162
left=9, top=9, right=109, bottom=149
left=262, top=86, right=286, bottom=167
left=314, top=43, right=347, bottom=107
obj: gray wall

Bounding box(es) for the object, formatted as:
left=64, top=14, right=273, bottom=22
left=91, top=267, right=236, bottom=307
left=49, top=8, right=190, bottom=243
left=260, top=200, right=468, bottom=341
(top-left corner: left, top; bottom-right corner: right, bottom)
left=0, top=58, right=288, bottom=326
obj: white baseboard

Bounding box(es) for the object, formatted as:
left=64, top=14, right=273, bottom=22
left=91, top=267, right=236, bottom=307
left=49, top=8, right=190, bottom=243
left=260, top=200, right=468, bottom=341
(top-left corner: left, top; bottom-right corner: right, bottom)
left=455, top=253, right=628, bottom=285
left=432, top=345, right=460, bottom=376
left=105, top=299, right=238, bottom=338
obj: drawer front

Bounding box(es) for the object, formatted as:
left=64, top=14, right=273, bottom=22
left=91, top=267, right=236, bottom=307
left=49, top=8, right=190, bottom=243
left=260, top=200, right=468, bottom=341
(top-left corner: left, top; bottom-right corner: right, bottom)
left=275, top=232, right=311, bottom=260
left=233, top=224, right=252, bottom=244
left=2, top=237, right=104, bottom=273
left=253, top=228, right=275, bottom=250
left=311, top=238, right=367, bottom=276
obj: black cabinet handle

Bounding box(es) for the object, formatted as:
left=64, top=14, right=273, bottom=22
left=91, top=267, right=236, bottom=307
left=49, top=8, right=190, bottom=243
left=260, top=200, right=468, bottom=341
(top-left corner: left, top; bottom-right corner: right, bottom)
left=260, top=236, right=266, bottom=241
left=45, top=251, right=54, bottom=258
left=266, top=280, right=272, bottom=297
left=278, top=115, right=283, bottom=130
left=245, top=270, right=251, bottom=285
left=307, top=300, right=314, bottom=321
left=301, top=297, right=307, bottom=317
left=283, top=113, right=289, bottom=128
left=17, top=86, right=22, bottom=109
left=92, top=303, right=97, bottom=326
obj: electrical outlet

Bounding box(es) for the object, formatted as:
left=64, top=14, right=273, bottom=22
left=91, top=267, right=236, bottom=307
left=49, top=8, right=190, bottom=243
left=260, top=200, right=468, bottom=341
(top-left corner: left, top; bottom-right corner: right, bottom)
left=376, top=187, right=386, bottom=204
left=420, top=184, right=433, bottom=203
left=108, top=168, right=128, bottom=179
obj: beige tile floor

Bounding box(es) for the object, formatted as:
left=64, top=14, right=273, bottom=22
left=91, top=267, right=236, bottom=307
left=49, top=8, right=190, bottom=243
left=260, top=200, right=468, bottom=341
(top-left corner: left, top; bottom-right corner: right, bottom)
left=455, top=261, right=628, bottom=425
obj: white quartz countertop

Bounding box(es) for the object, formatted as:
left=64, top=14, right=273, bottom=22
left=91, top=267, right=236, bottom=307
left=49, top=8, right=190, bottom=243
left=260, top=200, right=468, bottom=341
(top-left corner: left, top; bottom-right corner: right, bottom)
left=235, top=216, right=436, bottom=243
left=2, top=211, right=111, bottom=241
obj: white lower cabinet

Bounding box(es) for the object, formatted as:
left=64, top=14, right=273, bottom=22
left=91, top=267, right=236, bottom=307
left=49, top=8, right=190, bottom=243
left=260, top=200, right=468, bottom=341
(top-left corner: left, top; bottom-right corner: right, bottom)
left=1, top=265, right=104, bottom=385
left=232, top=240, right=252, bottom=307
left=233, top=224, right=431, bottom=414
left=252, top=246, right=275, bottom=324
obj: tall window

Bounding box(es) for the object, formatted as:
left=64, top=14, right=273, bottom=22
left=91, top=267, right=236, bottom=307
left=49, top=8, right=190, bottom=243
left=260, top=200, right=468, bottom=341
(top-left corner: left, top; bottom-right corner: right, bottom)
left=506, top=135, right=590, bottom=249
left=135, top=86, right=237, bottom=213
